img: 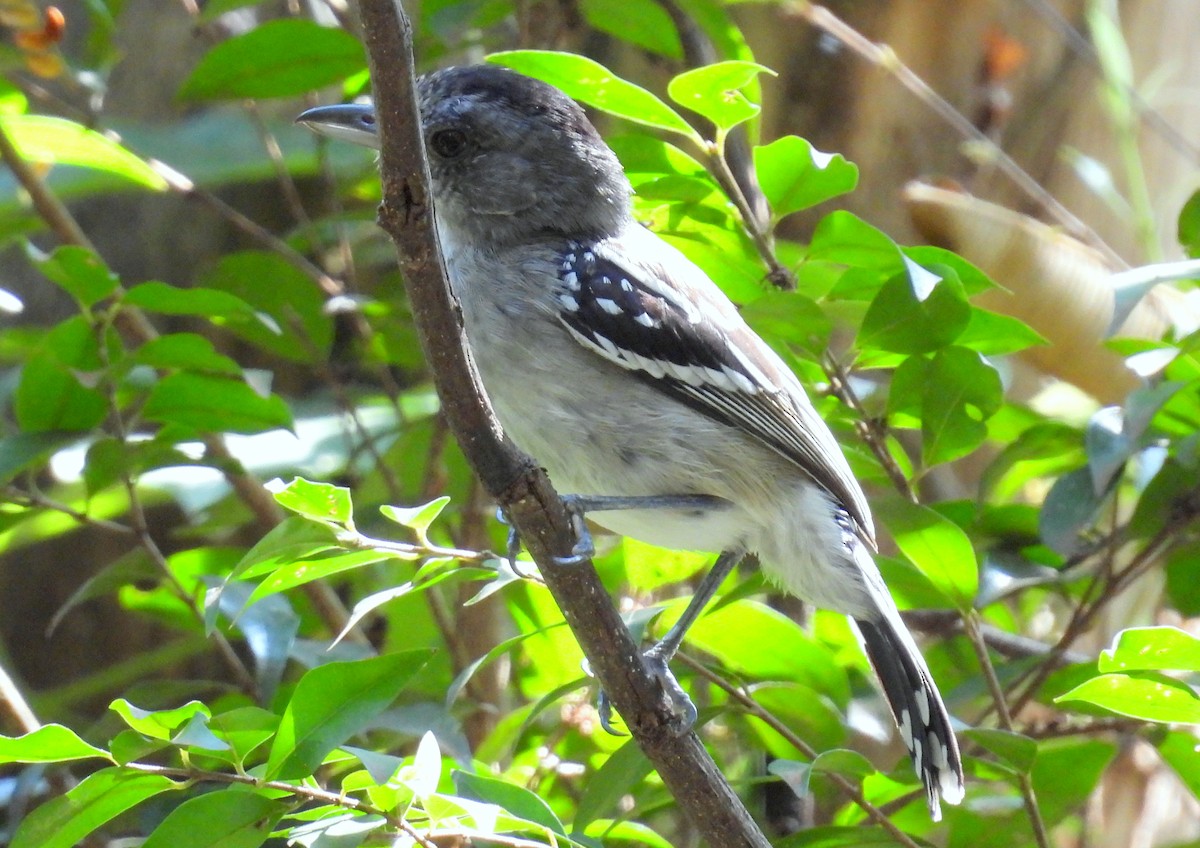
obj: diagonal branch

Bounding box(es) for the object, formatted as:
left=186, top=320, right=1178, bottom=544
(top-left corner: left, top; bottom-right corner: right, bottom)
left=354, top=1, right=770, bottom=845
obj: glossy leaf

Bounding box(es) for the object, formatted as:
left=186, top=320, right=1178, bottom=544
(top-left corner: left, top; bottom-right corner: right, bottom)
left=10, top=768, right=178, bottom=848
left=0, top=114, right=166, bottom=189
left=920, top=346, right=1003, bottom=467
left=141, top=791, right=282, bottom=848
left=380, top=495, right=451, bottom=542
left=179, top=19, right=366, bottom=100
left=200, top=251, right=333, bottom=362
left=875, top=498, right=978, bottom=610
left=578, top=0, right=681, bottom=58
left=858, top=266, right=970, bottom=354
left=769, top=749, right=874, bottom=798
left=754, top=135, right=858, bottom=219
left=270, top=477, right=354, bottom=526
left=667, top=61, right=773, bottom=132
left=122, top=282, right=260, bottom=321
left=963, top=728, right=1038, bottom=774
left=110, top=699, right=210, bottom=741
left=142, top=372, right=293, bottom=435
left=14, top=316, right=108, bottom=432
left=487, top=51, right=695, bottom=136
left=0, top=724, right=109, bottom=764
left=130, top=333, right=243, bottom=376
left=1056, top=672, right=1200, bottom=723
left=454, top=770, right=567, bottom=836
left=27, top=244, right=119, bottom=307
left=1039, top=467, right=1104, bottom=556
left=575, top=741, right=652, bottom=829
left=265, top=649, right=432, bottom=779
left=1099, top=626, right=1200, bottom=673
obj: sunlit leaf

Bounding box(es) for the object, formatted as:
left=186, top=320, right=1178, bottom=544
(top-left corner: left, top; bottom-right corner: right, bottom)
left=179, top=19, right=366, bottom=100
left=487, top=51, right=695, bottom=136
left=0, top=115, right=166, bottom=189
left=667, top=61, right=773, bottom=132
left=266, top=650, right=432, bottom=779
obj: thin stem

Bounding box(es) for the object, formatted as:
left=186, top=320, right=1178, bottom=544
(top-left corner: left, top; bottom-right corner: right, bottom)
left=678, top=653, right=925, bottom=848
left=963, top=613, right=1050, bottom=848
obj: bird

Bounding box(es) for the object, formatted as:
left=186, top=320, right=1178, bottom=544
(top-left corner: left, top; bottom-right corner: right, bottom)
left=297, top=63, right=965, bottom=820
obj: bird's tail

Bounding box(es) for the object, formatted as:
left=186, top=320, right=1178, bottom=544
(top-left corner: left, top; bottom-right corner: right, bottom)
left=855, top=614, right=965, bottom=821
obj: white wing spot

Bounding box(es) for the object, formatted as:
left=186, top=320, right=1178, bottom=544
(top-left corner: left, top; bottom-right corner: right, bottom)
left=898, top=708, right=914, bottom=749
left=929, top=734, right=949, bottom=774
left=596, top=298, right=622, bottom=316
left=558, top=294, right=579, bottom=311
left=620, top=278, right=633, bottom=292
left=634, top=313, right=657, bottom=328
left=917, top=688, right=931, bottom=727
left=563, top=271, right=579, bottom=289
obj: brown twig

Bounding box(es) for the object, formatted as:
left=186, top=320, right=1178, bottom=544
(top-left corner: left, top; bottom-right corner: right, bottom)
left=354, top=1, right=771, bottom=844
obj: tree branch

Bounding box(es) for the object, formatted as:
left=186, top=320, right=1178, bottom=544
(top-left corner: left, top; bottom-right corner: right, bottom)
left=354, top=1, right=770, bottom=844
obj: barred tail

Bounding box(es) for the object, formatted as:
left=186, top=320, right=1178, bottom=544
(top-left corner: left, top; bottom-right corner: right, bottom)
left=856, top=616, right=965, bottom=820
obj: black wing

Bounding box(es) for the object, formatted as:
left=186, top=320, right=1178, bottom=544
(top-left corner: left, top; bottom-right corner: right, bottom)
left=554, top=237, right=874, bottom=542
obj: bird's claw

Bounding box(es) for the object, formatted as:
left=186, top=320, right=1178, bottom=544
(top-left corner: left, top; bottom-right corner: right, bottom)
left=555, top=494, right=595, bottom=565
left=594, top=647, right=697, bottom=738
left=496, top=499, right=595, bottom=567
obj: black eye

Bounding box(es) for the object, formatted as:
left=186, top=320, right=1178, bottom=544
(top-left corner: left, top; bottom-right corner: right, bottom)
left=429, top=128, right=469, bottom=158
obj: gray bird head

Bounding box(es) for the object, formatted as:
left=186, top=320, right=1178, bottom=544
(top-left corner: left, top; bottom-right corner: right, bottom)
left=297, top=65, right=633, bottom=248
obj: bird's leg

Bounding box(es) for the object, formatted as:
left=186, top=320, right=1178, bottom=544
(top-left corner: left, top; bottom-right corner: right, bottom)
left=555, top=493, right=731, bottom=565
left=599, top=546, right=745, bottom=736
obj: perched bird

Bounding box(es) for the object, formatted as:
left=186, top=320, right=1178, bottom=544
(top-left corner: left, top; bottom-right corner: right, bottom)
left=298, top=64, right=965, bottom=819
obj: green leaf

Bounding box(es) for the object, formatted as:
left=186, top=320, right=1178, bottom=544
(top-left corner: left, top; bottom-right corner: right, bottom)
left=0, top=724, right=109, bottom=763
left=225, top=516, right=341, bottom=583
left=857, top=265, right=970, bottom=354
left=875, top=498, right=978, bottom=610
left=769, top=749, right=874, bottom=798
left=129, top=333, right=243, bottom=376
left=270, top=477, right=354, bottom=526
left=1179, top=189, right=1200, bottom=258
left=754, top=135, right=857, bottom=219
left=920, top=346, right=1003, bottom=467
left=805, top=211, right=903, bottom=272
left=0, top=430, right=79, bottom=485
left=27, top=244, right=119, bottom=307
left=667, top=61, right=774, bottom=133
left=1099, top=626, right=1200, bottom=673
left=179, top=19, right=366, bottom=100
left=142, top=791, right=282, bottom=848
left=487, top=51, right=695, bottom=136
left=200, top=251, right=333, bottom=362
left=963, top=728, right=1038, bottom=774
left=10, top=768, right=178, bottom=848
left=0, top=115, right=167, bottom=189
left=955, top=306, right=1047, bottom=355
left=682, top=599, right=849, bottom=700
left=453, top=770, right=567, bottom=836
left=1039, top=466, right=1104, bottom=556
left=265, top=650, right=433, bottom=779
left=14, top=315, right=108, bottom=432
left=743, top=288, right=832, bottom=354
left=578, top=0, right=681, bottom=58
left=380, top=495, right=451, bottom=541
left=1056, top=673, right=1200, bottom=723
left=122, top=282, right=259, bottom=321
left=110, top=699, right=210, bottom=741
left=207, top=707, right=279, bottom=768
left=575, top=741, right=652, bottom=829
left=142, top=372, right=293, bottom=435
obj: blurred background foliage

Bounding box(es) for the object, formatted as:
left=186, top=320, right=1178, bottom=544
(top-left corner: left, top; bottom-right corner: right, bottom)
left=0, top=0, right=1199, bottom=846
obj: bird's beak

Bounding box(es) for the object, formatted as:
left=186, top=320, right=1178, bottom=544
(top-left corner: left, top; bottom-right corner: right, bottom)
left=295, top=103, right=380, bottom=149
